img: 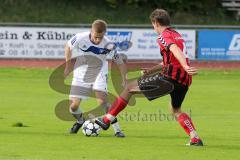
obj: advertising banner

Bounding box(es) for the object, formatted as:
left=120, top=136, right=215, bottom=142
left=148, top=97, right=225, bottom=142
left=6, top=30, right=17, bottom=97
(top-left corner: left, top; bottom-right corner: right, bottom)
left=0, top=26, right=196, bottom=60
left=198, top=30, right=240, bottom=60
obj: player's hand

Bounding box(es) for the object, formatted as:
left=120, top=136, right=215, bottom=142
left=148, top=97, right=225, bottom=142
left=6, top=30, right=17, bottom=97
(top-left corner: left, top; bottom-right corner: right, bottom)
left=184, top=66, right=198, bottom=76
left=141, top=68, right=151, bottom=76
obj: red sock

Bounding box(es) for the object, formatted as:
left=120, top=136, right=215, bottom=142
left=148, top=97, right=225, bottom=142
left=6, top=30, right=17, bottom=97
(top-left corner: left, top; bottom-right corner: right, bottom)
left=103, top=117, right=111, bottom=124
left=103, top=97, right=128, bottom=123
left=178, top=113, right=196, bottom=136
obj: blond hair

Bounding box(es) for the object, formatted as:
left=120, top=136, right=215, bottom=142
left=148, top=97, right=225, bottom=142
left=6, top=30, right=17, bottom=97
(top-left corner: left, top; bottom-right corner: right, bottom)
left=92, top=19, right=107, bottom=33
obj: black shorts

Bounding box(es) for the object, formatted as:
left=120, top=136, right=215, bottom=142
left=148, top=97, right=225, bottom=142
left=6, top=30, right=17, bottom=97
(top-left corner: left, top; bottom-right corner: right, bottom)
left=137, top=73, right=188, bottom=109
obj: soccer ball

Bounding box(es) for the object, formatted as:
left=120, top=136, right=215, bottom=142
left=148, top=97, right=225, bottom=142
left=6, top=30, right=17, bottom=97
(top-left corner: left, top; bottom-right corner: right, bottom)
left=82, top=120, right=101, bottom=137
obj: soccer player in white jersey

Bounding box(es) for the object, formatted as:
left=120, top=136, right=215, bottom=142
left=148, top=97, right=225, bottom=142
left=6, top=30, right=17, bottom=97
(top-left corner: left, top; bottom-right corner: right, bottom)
left=64, top=20, right=127, bottom=137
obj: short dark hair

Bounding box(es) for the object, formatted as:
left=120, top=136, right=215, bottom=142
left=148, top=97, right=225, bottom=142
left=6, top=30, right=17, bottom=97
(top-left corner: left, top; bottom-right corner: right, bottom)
left=92, top=19, right=107, bottom=33
left=150, top=9, right=171, bottom=26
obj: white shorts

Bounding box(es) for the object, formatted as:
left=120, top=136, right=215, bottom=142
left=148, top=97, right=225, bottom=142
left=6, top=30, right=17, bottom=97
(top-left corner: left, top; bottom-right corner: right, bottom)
left=69, top=72, right=108, bottom=100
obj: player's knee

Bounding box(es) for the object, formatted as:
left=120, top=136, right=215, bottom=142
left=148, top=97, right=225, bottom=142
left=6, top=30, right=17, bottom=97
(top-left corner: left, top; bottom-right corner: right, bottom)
left=172, top=108, right=181, bottom=114
left=172, top=109, right=182, bottom=119
left=169, top=103, right=181, bottom=116
left=70, top=100, right=80, bottom=111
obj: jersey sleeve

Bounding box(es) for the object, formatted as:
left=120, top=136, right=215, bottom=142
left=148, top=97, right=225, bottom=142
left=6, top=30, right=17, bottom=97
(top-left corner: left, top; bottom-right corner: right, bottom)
left=67, top=33, right=83, bottom=50
left=158, top=33, right=175, bottom=51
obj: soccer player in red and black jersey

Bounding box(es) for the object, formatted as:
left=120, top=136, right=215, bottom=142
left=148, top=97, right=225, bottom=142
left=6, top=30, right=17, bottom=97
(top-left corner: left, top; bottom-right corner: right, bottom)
left=96, top=9, right=203, bottom=146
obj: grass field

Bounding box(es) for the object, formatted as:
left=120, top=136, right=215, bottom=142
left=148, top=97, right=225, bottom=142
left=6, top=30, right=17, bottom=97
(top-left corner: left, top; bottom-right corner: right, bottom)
left=0, top=67, right=240, bottom=160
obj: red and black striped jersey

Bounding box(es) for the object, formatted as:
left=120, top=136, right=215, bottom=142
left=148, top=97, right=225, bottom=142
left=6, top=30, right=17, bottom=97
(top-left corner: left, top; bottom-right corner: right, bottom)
left=157, top=27, right=192, bottom=86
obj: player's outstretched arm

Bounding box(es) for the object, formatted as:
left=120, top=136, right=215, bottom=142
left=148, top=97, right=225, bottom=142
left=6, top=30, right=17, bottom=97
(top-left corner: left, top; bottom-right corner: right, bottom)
left=170, top=44, right=197, bottom=76
left=117, top=62, right=128, bottom=87
left=64, top=43, right=72, bottom=78
left=112, top=54, right=128, bottom=87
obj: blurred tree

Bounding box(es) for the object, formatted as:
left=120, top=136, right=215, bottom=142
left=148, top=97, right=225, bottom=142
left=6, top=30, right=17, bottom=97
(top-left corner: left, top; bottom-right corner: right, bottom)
left=0, top=0, right=237, bottom=24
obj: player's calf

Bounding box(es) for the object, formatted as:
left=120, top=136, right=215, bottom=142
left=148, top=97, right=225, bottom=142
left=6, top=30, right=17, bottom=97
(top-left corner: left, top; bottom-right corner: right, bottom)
left=177, top=112, right=203, bottom=146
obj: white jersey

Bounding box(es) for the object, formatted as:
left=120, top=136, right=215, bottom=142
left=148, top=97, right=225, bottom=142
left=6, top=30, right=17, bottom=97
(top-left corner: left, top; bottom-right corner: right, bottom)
left=68, top=31, right=121, bottom=82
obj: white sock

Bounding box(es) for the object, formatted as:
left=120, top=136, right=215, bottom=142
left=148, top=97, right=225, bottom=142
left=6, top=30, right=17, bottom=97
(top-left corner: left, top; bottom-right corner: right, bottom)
left=69, top=107, right=84, bottom=124
left=190, top=130, right=199, bottom=139
left=112, top=122, right=121, bottom=133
